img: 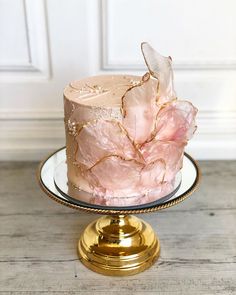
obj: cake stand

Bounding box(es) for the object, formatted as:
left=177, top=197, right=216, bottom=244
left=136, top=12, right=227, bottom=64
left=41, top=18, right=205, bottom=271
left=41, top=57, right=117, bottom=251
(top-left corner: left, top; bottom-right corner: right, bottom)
left=38, top=147, right=200, bottom=276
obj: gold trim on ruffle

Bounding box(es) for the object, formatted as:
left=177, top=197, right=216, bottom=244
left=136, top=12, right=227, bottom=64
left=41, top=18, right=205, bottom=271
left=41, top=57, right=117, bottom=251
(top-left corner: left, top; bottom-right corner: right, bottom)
left=72, top=118, right=146, bottom=165
left=120, top=72, right=151, bottom=118
left=89, top=154, right=144, bottom=171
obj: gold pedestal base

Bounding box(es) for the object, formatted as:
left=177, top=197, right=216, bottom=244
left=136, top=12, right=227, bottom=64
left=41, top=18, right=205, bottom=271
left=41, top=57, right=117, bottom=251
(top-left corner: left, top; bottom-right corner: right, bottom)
left=78, top=215, right=160, bottom=276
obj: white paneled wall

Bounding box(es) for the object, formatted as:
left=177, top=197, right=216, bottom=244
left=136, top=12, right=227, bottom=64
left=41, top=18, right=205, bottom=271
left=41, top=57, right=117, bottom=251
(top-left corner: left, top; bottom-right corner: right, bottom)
left=0, top=0, right=50, bottom=80
left=0, top=0, right=236, bottom=160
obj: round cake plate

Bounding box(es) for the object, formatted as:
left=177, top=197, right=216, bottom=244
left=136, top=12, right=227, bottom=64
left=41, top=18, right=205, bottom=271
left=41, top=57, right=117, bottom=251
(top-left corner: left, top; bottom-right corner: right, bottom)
left=38, top=147, right=200, bottom=276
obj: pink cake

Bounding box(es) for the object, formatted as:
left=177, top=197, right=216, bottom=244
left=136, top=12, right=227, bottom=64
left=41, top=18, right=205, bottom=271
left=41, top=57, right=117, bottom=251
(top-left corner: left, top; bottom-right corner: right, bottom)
left=63, top=43, right=197, bottom=206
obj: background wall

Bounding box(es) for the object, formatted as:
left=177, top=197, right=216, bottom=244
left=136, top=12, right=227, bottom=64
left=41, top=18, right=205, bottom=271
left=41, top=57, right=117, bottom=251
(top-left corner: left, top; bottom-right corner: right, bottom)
left=0, top=0, right=236, bottom=160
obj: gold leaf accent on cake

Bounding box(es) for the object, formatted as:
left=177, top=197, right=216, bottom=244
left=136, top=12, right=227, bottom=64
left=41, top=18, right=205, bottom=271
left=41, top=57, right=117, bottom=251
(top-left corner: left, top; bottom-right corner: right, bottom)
left=85, top=83, right=108, bottom=94
left=67, top=119, right=77, bottom=136
left=129, top=79, right=141, bottom=86
left=69, top=83, right=91, bottom=95
left=69, top=82, right=109, bottom=96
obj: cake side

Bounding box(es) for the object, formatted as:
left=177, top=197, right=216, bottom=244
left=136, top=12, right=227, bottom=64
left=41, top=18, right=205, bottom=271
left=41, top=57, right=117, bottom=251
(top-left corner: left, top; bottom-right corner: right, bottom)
left=64, top=75, right=141, bottom=196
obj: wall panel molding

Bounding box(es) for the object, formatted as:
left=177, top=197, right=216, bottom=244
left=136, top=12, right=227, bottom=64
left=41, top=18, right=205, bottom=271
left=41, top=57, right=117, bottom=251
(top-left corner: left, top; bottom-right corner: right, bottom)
left=0, top=0, right=51, bottom=80
left=101, top=0, right=236, bottom=71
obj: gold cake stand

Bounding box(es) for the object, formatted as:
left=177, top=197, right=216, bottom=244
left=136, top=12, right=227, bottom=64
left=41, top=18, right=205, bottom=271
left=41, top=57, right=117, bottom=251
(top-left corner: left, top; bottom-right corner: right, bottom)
left=38, top=147, right=200, bottom=276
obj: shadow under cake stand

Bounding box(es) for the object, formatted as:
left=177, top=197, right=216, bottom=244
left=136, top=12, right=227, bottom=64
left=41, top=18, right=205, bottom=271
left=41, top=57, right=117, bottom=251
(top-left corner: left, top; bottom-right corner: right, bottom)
left=38, top=147, right=200, bottom=276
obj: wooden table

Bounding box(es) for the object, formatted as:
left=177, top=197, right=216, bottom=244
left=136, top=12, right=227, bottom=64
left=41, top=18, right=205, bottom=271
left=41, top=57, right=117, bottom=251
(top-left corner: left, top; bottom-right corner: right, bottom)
left=0, top=161, right=235, bottom=294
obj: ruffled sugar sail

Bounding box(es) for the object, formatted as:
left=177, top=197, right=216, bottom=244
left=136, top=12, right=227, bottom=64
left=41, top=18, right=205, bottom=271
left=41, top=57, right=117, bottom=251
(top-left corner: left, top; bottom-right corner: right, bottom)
left=140, top=140, right=186, bottom=183
left=90, top=155, right=166, bottom=198
left=154, top=100, right=198, bottom=142
left=75, top=119, right=143, bottom=169
left=141, top=42, right=176, bottom=103
left=121, top=73, right=159, bottom=144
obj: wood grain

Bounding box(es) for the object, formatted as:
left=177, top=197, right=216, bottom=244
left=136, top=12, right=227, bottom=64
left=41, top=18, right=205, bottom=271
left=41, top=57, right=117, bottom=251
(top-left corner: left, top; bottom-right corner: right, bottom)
left=0, top=161, right=235, bottom=294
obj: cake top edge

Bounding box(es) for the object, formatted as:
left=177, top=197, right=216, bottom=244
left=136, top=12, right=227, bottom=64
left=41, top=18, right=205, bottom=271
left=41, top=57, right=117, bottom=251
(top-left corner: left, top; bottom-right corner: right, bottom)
left=64, top=74, right=145, bottom=108
left=64, top=42, right=177, bottom=108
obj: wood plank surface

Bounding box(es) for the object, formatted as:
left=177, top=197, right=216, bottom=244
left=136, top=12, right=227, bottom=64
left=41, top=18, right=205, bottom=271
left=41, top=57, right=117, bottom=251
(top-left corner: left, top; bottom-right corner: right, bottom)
left=0, top=161, right=235, bottom=294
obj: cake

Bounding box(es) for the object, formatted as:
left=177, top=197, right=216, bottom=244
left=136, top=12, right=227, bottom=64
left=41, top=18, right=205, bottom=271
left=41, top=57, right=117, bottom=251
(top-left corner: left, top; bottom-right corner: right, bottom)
left=63, top=43, right=197, bottom=206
